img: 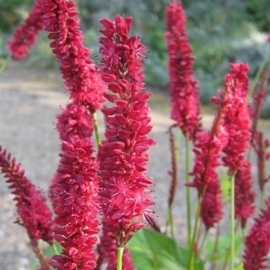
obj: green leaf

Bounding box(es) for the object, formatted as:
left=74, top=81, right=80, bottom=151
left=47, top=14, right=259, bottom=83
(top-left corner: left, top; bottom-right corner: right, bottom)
left=44, top=242, right=63, bottom=257
left=127, top=228, right=204, bottom=270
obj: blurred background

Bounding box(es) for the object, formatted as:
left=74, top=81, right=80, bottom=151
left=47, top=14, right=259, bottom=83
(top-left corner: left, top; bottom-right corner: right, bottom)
left=0, top=0, right=270, bottom=115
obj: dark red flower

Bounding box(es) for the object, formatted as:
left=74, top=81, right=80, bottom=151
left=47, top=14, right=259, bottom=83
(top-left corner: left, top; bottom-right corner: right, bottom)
left=7, top=0, right=43, bottom=59
left=0, top=146, right=53, bottom=244
left=50, top=136, right=100, bottom=269
left=164, top=1, right=201, bottom=141
left=38, top=0, right=105, bottom=113
left=243, top=197, right=270, bottom=270
left=234, top=161, right=255, bottom=228
left=222, top=63, right=251, bottom=175
left=189, top=128, right=227, bottom=228
left=56, top=103, right=94, bottom=141
left=188, top=64, right=248, bottom=228
left=98, top=15, right=155, bottom=247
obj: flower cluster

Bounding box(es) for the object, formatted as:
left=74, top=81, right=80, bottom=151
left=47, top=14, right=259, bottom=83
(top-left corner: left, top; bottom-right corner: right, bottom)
left=244, top=197, right=270, bottom=270
left=222, top=63, right=251, bottom=174
left=221, top=63, right=254, bottom=225
left=56, top=104, right=94, bottom=141
left=98, top=15, right=155, bottom=247
left=7, top=0, right=43, bottom=59
left=50, top=137, right=100, bottom=269
left=189, top=128, right=227, bottom=228
left=164, top=0, right=200, bottom=141
left=189, top=63, right=252, bottom=229
left=37, top=0, right=105, bottom=268
left=188, top=68, right=237, bottom=228
left=38, top=0, right=105, bottom=112
left=234, top=161, right=255, bottom=228
left=0, top=147, right=53, bottom=245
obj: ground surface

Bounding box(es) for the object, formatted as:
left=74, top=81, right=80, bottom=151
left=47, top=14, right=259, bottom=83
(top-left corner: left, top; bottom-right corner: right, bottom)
left=0, top=61, right=269, bottom=269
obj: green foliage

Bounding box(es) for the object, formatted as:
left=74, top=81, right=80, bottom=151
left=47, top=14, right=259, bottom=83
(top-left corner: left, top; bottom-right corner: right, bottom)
left=127, top=228, right=205, bottom=270
left=0, top=0, right=32, bottom=32
left=245, top=0, right=270, bottom=31
left=186, top=0, right=269, bottom=105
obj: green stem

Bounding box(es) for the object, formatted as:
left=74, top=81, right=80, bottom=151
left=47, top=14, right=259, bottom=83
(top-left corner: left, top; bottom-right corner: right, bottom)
left=260, top=189, right=265, bottom=209
left=185, top=137, right=191, bottom=246
left=117, top=247, right=124, bottom=270
left=210, top=223, right=220, bottom=270
left=92, top=112, right=100, bottom=147
left=198, top=229, right=208, bottom=258
left=188, top=200, right=201, bottom=270
left=168, top=206, right=174, bottom=237
left=230, top=174, right=235, bottom=270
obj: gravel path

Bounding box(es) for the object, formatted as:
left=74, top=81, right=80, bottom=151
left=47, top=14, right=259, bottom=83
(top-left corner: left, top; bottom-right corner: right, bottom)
left=1, top=61, right=269, bottom=269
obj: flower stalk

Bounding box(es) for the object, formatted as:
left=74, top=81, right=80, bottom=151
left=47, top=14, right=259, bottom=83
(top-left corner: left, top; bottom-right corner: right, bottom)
left=117, top=247, right=124, bottom=270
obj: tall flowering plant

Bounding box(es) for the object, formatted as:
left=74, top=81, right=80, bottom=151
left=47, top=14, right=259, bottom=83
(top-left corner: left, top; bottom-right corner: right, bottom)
left=164, top=0, right=201, bottom=243
left=2, top=0, right=270, bottom=270
left=98, top=15, right=155, bottom=268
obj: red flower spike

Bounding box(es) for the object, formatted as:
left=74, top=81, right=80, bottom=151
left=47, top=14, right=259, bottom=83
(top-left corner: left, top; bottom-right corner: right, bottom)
left=38, top=0, right=106, bottom=113
left=187, top=64, right=247, bottom=228
left=243, top=197, right=270, bottom=270
left=38, top=2, right=105, bottom=266
left=7, top=0, right=43, bottom=59
left=164, top=1, right=201, bottom=141
left=222, top=63, right=251, bottom=175
left=235, top=161, right=255, bottom=228
left=0, top=146, right=53, bottom=245
left=56, top=103, right=94, bottom=141
left=98, top=15, right=155, bottom=249
left=50, top=136, right=100, bottom=269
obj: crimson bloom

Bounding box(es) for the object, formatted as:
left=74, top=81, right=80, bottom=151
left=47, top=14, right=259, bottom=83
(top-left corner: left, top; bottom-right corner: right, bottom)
left=36, top=0, right=105, bottom=268
left=188, top=64, right=251, bottom=228
left=7, top=0, right=43, bottom=59
left=222, top=63, right=251, bottom=174
left=234, top=161, right=255, bottom=228
left=0, top=147, right=53, bottom=244
left=221, top=63, right=254, bottom=226
left=56, top=103, right=94, bottom=141
left=189, top=127, right=227, bottom=228
left=50, top=136, right=100, bottom=270
left=98, top=15, right=155, bottom=248
left=38, top=0, right=105, bottom=113
left=0, top=147, right=53, bottom=269
left=164, top=0, right=200, bottom=141
left=243, top=197, right=270, bottom=270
